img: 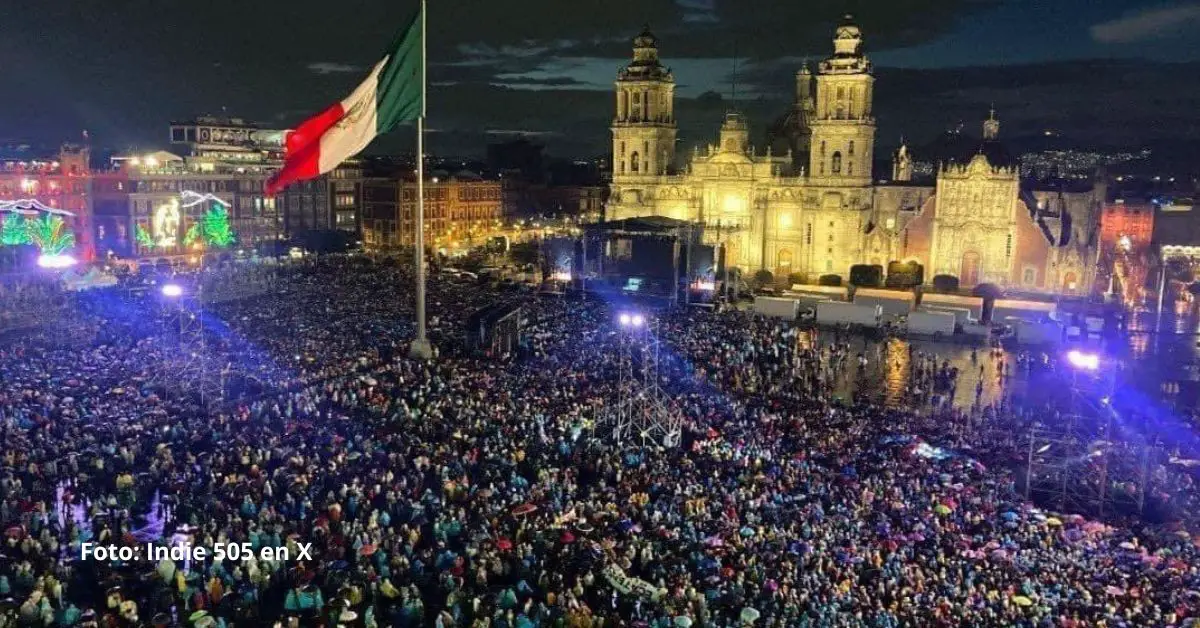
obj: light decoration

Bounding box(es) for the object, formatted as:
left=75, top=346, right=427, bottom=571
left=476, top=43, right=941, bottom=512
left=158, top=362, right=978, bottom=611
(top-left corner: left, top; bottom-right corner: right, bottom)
left=1, top=214, right=29, bottom=246
left=135, top=225, right=155, bottom=250
left=180, top=190, right=231, bottom=209
left=161, top=283, right=184, bottom=298
left=0, top=199, right=76, bottom=217
left=695, top=280, right=716, bottom=291
left=153, top=199, right=182, bottom=247
left=24, top=214, right=75, bottom=256
left=36, top=253, right=77, bottom=269
left=551, top=271, right=572, bottom=282
left=1066, top=349, right=1100, bottom=371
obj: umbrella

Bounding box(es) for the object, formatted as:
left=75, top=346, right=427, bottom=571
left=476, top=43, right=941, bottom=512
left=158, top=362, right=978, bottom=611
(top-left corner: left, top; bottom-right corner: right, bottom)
left=1012, top=595, right=1033, bottom=607
left=359, top=544, right=376, bottom=556
left=512, top=503, right=537, bottom=517
left=497, top=538, right=513, bottom=551
left=1046, top=517, right=1062, bottom=527
left=674, top=617, right=693, bottom=628
left=934, top=505, right=952, bottom=516
left=739, top=607, right=761, bottom=624
left=1105, top=586, right=1125, bottom=596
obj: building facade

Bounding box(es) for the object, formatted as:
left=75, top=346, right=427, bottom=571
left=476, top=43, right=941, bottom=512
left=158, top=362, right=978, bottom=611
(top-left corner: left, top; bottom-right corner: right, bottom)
left=279, top=159, right=365, bottom=236
left=0, top=144, right=95, bottom=262
left=362, top=175, right=505, bottom=253
left=92, top=164, right=282, bottom=260
left=607, top=17, right=1104, bottom=294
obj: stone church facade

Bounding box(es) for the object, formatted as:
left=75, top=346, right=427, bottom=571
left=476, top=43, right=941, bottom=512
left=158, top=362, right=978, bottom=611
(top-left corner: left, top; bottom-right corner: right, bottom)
left=606, top=17, right=1103, bottom=294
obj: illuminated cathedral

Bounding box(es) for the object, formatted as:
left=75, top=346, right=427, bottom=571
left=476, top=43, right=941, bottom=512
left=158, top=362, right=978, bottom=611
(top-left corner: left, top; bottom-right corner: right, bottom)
left=606, top=16, right=1103, bottom=294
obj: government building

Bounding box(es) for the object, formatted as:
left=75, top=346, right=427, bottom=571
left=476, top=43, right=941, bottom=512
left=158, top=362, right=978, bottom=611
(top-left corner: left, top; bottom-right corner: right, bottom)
left=606, top=17, right=1104, bottom=294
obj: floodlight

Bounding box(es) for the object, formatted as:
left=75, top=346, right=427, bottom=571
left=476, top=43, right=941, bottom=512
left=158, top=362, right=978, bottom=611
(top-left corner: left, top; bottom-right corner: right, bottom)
left=36, top=254, right=77, bottom=269
left=1066, top=349, right=1099, bottom=371
left=161, top=283, right=184, bottom=298
left=618, top=313, right=632, bottom=327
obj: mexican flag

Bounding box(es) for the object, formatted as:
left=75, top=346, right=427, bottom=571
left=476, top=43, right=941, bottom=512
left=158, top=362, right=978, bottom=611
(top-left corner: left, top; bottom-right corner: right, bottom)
left=266, top=11, right=423, bottom=194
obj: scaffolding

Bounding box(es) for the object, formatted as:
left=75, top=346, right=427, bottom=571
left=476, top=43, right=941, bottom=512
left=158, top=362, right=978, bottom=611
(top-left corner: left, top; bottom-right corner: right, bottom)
left=1025, top=363, right=1150, bottom=517
left=160, top=281, right=223, bottom=406
left=602, top=319, right=684, bottom=448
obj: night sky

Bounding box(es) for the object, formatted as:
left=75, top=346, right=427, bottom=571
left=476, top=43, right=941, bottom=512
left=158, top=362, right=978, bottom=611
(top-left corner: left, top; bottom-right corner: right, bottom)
left=3, top=0, right=1199, bottom=158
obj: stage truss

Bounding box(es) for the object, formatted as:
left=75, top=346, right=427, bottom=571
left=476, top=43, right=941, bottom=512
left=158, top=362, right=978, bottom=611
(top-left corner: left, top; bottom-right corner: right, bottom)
left=599, top=319, right=684, bottom=448
left=1025, top=365, right=1150, bottom=518
left=158, top=282, right=223, bottom=406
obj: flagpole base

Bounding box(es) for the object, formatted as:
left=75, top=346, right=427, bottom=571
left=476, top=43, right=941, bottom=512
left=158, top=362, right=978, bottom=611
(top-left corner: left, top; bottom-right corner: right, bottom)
left=409, top=338, right=435, bottom=360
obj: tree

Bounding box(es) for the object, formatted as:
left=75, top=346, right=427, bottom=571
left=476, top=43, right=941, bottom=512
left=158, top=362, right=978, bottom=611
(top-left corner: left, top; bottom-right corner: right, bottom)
left=972, top=282, right=1003, bottom=300
left=818, top=274, right=842, bottom=287
left=931, top=274, right=960, bottom=293
left=849, top=264, right=883, bottom=288
left=24, top=214, right=75, bottom=255
left=972, top=282, right=1003, bottom=323
left=753, top=269, right=775, bottom=289
left=787, top=272, right=806, bottom=287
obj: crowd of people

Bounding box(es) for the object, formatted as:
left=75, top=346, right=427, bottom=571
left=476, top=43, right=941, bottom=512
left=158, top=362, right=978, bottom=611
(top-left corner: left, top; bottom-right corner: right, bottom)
left=2, top=257, right=1200, bottom=627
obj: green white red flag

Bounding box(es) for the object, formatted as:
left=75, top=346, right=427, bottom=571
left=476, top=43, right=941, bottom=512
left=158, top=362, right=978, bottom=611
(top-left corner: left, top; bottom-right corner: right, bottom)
left=266, top=11, right=423, bottom=194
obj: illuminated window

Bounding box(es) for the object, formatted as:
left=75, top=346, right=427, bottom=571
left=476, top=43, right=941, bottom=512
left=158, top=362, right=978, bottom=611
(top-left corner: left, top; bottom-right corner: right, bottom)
left=779, top=212, right=793, bottom=229
left=885, top=217, right=895, bottom=229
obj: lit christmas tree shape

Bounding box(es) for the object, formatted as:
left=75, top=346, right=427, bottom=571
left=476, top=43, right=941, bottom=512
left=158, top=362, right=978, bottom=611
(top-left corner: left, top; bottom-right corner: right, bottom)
left=24, top=214, right=75, bottom=255
left=200, top=205, right=235, bottom=247
left=1, top=214, right=29, bottom=246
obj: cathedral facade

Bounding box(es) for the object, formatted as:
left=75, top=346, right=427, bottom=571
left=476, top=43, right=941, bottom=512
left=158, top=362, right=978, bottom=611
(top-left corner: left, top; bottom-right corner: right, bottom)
left=606, top=17, right=1102, bottom=295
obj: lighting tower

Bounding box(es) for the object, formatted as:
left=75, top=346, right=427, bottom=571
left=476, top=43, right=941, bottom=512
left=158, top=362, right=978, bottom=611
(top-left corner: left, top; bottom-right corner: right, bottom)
left=1025, top=350, right=1149, bottom=517
left=604, top=312, right=683, bottom=448
left=160, top=281, right=221, bottom=406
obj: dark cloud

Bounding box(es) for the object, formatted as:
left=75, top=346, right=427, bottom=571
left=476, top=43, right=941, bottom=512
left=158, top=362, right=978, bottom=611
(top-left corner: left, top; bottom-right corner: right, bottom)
left=1090, top=4, right=1200, bottom=44
left=0, top=0, right=1195, bottom=162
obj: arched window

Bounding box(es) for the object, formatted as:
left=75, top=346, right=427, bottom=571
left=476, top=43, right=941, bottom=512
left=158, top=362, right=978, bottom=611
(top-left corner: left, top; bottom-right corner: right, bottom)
left=630, top=152, right=640, bottom=173
left=848, top=141, right=855, bottom=156
left=777, top=248, right=793, bottom=274
left=848, top=161, right=854, bottom=175
left=835, top=103, right=845, bottom=120
left=831, top=152, right=842, bottom=174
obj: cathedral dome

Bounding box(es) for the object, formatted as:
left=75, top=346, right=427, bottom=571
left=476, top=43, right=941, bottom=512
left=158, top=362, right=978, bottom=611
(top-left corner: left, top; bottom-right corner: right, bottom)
left=633, top=26, right=657, bottom=49
left=835, top=15, right=861, bottom=41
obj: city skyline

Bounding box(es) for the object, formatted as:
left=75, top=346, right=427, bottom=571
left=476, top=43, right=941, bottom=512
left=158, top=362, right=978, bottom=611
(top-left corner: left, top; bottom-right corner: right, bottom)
left=2, top=1, right=1199, bottom=159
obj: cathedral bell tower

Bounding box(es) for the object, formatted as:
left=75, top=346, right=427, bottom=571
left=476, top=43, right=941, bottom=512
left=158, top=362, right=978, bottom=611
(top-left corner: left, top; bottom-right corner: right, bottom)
left=612, top=27, right=677, bottom=180
left=809, top=15, right=876, bottom=186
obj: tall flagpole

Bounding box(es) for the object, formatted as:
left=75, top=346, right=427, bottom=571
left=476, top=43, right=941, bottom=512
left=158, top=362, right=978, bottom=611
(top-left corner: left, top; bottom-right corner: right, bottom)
left=410, top=0, right=434, bottom=359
